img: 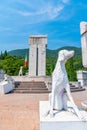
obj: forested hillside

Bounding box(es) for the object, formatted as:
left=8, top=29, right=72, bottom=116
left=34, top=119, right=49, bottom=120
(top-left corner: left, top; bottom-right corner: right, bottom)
left=0, top=46, right=86, bottom=81
left=8, top=46, right=81, bottom=59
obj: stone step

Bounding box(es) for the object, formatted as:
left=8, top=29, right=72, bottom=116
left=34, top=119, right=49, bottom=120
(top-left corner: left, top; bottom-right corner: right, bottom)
left=70, top=85, right=75, bottom=88
left=14, top=88, right=48, bottom=90
left=15, top=82, right=46, bottom=88
left=70, top=87, right=83, bottom=89
left=70, top=83, right=85, bottom=92
left=15, top=85, right=46, bottom=89
left=14, top=81, right=50, bottom=93
left=14, top=89, right=50, bottom=93
left=20, top=84, right=46, bottom=86
left=16, top=82, right=46, bottom=84
left=71, top=88, right=85, bottom=92
left=19, top=84, right=46, bottom=87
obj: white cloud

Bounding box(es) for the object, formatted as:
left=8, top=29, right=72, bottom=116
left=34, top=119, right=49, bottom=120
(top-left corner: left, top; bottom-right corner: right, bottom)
left=17, top=4, right=64, bottom=19
left=46, top=4, right=64, bottom=19
left=0, top=0, right=71, bottom=25
left=13, top=0, right=70, bottom=22
left=62, top=0, right=70, bottom=4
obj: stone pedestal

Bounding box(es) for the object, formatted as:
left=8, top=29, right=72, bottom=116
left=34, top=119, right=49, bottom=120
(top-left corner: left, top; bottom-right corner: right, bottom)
left=40, top=101, right=87, bottom=130
left=0, top=81, right=13, bottom=94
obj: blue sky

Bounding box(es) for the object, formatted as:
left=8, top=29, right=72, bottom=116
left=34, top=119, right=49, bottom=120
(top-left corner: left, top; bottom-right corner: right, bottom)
left=0, top=0, right=87, bottom=52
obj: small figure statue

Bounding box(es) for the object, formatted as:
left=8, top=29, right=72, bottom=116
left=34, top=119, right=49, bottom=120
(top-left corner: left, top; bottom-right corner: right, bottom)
left=19, top=66, right=23, bottom=76
left=4, top=74, right=8, bottom=81
left=49, top=50, right=85, bottom=121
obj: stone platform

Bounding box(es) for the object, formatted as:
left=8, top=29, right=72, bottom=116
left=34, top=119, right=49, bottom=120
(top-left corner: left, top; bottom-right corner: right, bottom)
left=40, top=101, right=87, bottom=130
left=0, top=87, right=87, bottom=130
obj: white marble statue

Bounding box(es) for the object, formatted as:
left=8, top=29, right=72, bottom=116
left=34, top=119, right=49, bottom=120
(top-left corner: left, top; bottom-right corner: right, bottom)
left=19, top=66, right=23, bottom=76
left=49, top=50, right=85, bottom=120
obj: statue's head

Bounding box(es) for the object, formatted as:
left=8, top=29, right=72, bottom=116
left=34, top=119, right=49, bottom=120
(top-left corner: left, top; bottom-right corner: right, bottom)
left=58, top=50, right=74, bottom=63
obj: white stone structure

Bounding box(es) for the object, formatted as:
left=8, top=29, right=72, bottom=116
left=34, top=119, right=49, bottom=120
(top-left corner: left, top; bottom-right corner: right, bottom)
left=80, top=22, right=87, bottom=114
left=79, top=22, right=87, bottom=86
left=0, top=81, right=13, bottom=94
left=77, top=70, right=87, bottom=86
left=0, top=75, right=14, bottom=94
left=29, top=35, right=47, bottom=77
left=18, top=66, right=23, bottom=76
left=80, top=22, right=87, bottom=68
left=49, top=50, right=84, bottom=120
left=40, top=101, right=87, bottom=130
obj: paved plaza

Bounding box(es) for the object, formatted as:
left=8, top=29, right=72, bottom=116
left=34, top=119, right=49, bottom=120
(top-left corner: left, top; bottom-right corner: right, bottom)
left=0, top=87, right=87, bottom=130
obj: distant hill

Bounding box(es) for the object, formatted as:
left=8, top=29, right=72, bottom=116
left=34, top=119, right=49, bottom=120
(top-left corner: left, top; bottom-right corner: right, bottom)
left=8, top=46, right=82, bottom=59
left=8, top=48, right=29, bottom=58
left=47, top=46, right=81, bottom=59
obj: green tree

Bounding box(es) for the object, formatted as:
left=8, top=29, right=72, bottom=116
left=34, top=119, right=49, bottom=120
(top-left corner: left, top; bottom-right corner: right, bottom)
left=2, top=55, right=24, bottom=75
left=0, top=51, right=4, bottom=60
left=66, top=57, right=77, bottom=81
left=4, top=50, right=8, bottom=57
left=46, top=57, right=56, bottom=75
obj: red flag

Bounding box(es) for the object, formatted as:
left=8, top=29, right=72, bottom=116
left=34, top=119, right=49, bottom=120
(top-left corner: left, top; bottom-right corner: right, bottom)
left=24, top=54, right=28, bottom=67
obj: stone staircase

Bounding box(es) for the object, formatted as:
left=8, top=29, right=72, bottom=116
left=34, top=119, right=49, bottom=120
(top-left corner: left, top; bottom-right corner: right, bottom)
left=14, top=81, right=50, bottom=93
left=70, top=83, right=85, bottom=92
left=13, top=81, right=85, bottom=94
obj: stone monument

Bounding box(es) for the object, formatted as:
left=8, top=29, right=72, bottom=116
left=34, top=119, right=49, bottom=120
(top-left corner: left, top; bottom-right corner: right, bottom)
left=80, top=22, right=87, bottom=68
left=76, top=22, right=87, bottom=86
left=80, top=21, right=87, bottom=111
left=29, top=35, right=47, bottom=77
left=40, top=50, right=87, bottom=130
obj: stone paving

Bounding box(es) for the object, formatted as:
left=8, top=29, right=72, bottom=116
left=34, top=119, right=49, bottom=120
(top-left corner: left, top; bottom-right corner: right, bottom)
left=0, top=93, right=48, bottom=130
left=0, top=87, right=87, bottom=130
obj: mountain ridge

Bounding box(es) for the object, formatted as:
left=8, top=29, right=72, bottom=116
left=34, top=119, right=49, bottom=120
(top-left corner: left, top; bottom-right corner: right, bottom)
left=8, top=46, right=82, bottom=58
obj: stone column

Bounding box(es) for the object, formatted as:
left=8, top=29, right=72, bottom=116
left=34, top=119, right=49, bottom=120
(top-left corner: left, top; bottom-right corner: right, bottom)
left=29, top=35, right=47, bottom=77
left=80, top=22, right=87, bottom=68
left=38, top=37, right=47, bottom=76
left=77, top=70, right=87, bottom=86
left=29, top=42, right=37, bottom=76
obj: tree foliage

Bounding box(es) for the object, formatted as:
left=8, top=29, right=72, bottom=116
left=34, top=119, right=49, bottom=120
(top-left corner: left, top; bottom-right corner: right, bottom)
left=46, top=57, right=56, bottom=75
left=0, top=51, right=28, bottom=76
left=0, top=49, right=87, bottom=81
left=66, top=57, right=77, bottom=81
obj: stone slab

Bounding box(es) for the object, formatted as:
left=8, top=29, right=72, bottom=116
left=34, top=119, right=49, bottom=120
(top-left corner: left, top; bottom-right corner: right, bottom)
left=40, top=101, right=87, bottom=130
left=0, top=81, right=13, bottom=94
